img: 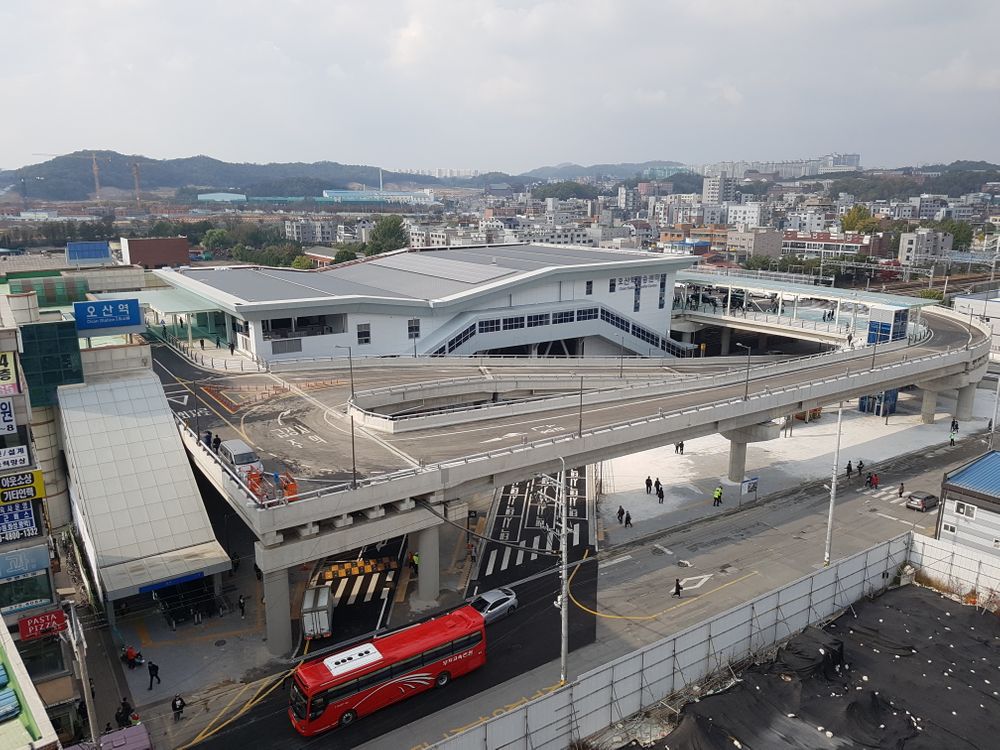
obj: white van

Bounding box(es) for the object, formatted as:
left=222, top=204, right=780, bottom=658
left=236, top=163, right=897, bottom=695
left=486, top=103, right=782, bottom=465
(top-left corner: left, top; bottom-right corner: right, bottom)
left=218, top=439, right=264, bottom=477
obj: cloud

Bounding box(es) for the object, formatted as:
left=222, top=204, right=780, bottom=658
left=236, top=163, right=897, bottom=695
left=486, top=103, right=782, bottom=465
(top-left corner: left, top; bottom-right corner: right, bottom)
left=922, top=52, right=1000, bottom=93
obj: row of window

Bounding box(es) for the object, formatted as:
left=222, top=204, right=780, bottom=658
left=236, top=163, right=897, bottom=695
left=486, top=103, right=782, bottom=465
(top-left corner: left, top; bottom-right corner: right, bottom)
left=310, top=630, right=483, bottom=714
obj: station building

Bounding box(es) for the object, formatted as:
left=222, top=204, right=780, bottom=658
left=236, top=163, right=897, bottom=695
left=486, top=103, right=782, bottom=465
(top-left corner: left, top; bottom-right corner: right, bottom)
left=145, top=244, right=700, bottom=363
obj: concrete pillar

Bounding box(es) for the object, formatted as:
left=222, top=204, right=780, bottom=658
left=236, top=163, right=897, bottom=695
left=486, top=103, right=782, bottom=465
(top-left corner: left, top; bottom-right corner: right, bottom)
left=105, top=598, right=116, bottom=630
left=416, top=524, right=440, bottom=604
left=728, top=440, right=748, bottom=483
left=757, top=332, right=768, bottom=350
left=719, top=327, right=731, bottom=356
left=31, top=406, right=70, bottom=528
left=213, top=572, right=223, bottom=597
left=921, top=389, right=937, bottom=424
left=956, top=384, right=976, bottom=421
left=263, top=568, right=293, bottom=655
left=681, top=331, right=693, bottom=344
left=186, top=316, right=194, bottom=347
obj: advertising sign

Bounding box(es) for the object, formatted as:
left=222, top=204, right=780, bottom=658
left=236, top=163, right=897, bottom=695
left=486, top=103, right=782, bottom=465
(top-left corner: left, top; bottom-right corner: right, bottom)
left=73, top=299, right=142, bottom=332
left=66, top=241, right=111, bottom=264
left=0, top=470, right=45, bottom=505
left=0, top=543, right=49, bottom=579
left=0, top=398, right=17, bottom=434
left=0, top=502, right=39, bottom=544
left=0, top=446, right=30, bottom=470
left=0, top=352, right=18, bottom=396
left=18, top=609, right=66, bottom=641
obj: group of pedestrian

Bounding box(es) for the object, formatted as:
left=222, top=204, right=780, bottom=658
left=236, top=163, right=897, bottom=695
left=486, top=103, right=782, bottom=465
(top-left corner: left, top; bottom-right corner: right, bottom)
left=645, top=476, right=665, bottom=504
left=950, top=418, right=960, bottom=446
left=674, top=442, right=685, bottom=454
left=864, top=472, right=880, bottom=489
left=114, top=698, right=138, bottom=729
left=822, top=309, right=835, bottom=322
left=616, top=505, right=633, bottom=527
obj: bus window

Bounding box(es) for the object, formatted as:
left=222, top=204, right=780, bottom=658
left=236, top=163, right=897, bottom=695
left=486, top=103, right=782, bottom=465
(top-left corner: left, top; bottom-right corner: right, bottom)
left=391, top=657, right=422, bottom=678
left=308, top=692, right=328, bottom=720
left=454, top=632, right=482, bottom=651
left=356, top=667, right=392, bottom=692
left=290, top=681, right=308, bottom=720
left=423, top=644, right=452, bottom=664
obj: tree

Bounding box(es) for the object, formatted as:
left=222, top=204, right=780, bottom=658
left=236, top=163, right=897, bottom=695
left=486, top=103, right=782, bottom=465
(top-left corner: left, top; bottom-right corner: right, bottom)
left=333, top=248, right=358, bottom=264
left=928, top=219, right=973, bottom=249
left=291, top=255, right=315, bottom=269
left=840, top=205, right=881, bottom=234
left=201, top=228, right=232, bottom=251
left=365, top=215, right=408, bottom=256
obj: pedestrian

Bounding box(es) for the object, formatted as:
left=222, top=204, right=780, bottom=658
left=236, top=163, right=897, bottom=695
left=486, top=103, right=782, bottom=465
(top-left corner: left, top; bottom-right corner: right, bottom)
left=120, top=699, right=133, bottom=723
left=989, top=419, right=994, bottom=433
left=865, top=472, right=872, bottom=489
left=713, top=486, right=723, bottom=507
left=172, top=694, right=186, bottom=722
left=624, top=511, right=633, bottom=527
left=645, top=476, right=653, bottom=494
left=147, top=660, right=160, bottom=690
left=674, top=443, right=679, bottom=453
left=413, top=552, right=420, bottom=575
left=898, top=482, right=905, bottom=498
left=657, top=486, right=664, bottom=504
left=238, top=594, right=246, bottom=620
left=407, top=552, right=415, bottom=573
left=951, top=418, right=959, bottom=432
left=872, top=473, right=879, bottom=490
left=949, top=430, right=956, bottom=446
left=229, top=342, right=235, bottom=356
left=212, top=434, right=221, bottom=454
left=617, top=505, right=625, bottom=524
left=672, top=578, right=683, bottom=598
left=199, top=338, right=205, bottom=350
left=857, top=459, right=864, bottom=476
left=202, top=430, right=212, bottom=448
left=115, top=708, right=128, bottom=729
left=678, top=441, right=684, bottom=455
left=846, top=460, right=853, bottom=479
left=215, top=336, right=221, bottom=348
left=654, top=477, right=662, bottom=494
left=125, top=645, right=137, bottom=670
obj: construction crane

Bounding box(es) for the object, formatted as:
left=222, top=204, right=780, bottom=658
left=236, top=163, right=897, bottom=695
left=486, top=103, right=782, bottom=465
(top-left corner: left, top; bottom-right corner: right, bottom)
left=130, top=158, right=157, bottom=211
left=31, top=151, right=109, bottom=201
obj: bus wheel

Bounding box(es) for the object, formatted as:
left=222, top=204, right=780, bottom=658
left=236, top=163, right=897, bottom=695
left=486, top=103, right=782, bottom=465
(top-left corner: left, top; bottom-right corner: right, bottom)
left=339, top=710, right=357, bottom=727
left=435, top=671, right=451, bottom=688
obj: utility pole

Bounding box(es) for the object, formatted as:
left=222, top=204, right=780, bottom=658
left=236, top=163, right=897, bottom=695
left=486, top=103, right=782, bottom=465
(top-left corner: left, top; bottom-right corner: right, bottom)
left=823, top=402, right=845, bottom=566
left=63, top=603, right=98, bottom=745
left=558, top=457, right=568, bottom=685
left=577, top=377, right=584, bottom=437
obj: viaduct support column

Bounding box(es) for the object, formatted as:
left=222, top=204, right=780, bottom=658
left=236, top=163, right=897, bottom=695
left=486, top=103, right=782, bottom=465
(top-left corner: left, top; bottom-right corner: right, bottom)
left=263, top=567, right=293, bottom=656
left=720, top=422, right=782, bottom=483
left=956, top=384, right=976, bottom=422
left=719, top=327, right=731, bottom=356
left=757, top=332, right=768, bottom=351
left=727, top=440, right=748, bottom=483
left=920, top=389, right=937, bottom=424
left=416, top=524, right=441, bottom=606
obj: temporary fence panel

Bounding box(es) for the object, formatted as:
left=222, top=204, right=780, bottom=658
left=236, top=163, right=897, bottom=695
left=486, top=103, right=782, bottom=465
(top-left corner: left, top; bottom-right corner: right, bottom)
left=908, top=534, right=1000, bottom=598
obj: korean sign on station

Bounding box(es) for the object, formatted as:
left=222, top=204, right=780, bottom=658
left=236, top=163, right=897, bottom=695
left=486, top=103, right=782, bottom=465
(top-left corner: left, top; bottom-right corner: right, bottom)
left=0, top=470, right=45, bottom=505
left=73, top=298, right=143, bottom=333
left=0, top=398, right=17, bottom=434
left=18, top=609, right=67, bottom=641
left=0, top=502, right=39, bottom=544
left=0, top=351, right=18, bottom=396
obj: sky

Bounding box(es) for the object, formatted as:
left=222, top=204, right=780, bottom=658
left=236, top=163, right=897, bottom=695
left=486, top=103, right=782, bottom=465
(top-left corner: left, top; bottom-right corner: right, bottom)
left=3, top=0, right=1000, bottom=174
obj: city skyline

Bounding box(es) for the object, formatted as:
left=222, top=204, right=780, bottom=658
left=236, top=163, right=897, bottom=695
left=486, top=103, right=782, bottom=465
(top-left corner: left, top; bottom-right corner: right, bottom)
left=2, top=1, right=999, bottom=173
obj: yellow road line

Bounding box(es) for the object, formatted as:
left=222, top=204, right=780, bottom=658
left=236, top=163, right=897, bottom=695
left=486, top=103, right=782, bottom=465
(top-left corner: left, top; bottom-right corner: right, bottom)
left=192, top=682, right=250, bottom=743
left=152, top=360, right=252, bottom=442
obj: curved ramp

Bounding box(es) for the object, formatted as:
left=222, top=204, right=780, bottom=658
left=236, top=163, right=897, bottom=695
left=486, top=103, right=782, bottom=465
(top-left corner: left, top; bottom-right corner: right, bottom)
left=57, top=371, right=230, bottom=601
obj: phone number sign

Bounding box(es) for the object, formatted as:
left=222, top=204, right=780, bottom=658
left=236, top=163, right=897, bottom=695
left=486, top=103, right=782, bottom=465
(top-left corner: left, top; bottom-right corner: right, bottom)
left=0, top=470, right=45, bottom=505
left=0, top=502, right=38, bottom=544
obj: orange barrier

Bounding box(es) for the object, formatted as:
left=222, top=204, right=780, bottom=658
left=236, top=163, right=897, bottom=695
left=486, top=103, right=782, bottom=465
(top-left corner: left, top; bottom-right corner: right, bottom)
left=280, top=472, right=298, bottom=502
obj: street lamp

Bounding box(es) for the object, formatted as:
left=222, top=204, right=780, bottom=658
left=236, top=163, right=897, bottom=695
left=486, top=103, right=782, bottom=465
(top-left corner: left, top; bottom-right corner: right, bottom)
left=333, top=344, right=355, bottom=399
left=823, top=402, right=846, bottom=566
left=735, top=343, right=751, bottom=400
left=558, top=456, right=568, bottom=685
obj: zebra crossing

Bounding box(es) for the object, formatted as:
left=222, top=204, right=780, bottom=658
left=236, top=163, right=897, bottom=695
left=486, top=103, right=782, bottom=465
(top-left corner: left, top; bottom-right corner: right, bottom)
left=856, top=484, right=911, bottom=507
left=328, top=568, right=396, bottom=607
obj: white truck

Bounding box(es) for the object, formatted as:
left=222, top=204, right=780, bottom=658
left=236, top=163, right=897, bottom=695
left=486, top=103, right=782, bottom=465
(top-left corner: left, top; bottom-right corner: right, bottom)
left=301, top=584, right=334, bottom=639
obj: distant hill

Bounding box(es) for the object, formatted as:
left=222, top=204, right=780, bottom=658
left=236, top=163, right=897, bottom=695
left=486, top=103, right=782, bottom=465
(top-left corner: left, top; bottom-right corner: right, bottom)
left=521, top=160, right=687, bottom=180
left=0, top=151, right=441, bottom=201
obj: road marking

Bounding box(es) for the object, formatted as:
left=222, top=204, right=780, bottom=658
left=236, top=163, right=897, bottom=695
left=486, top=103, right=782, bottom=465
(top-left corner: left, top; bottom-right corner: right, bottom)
left=598, top=554, right=632, bottom=570
left=166, top=394, right=189, bottom=407
left=680, top=574, right=713, bottom=590
left=347, top=576, right=364, bottom=605
left=485, top=549, right=498, bottom=577
left=653, top=544, right=673, bottom=555
left=516, top=545, right=525, bottom=566
left=331, top=577, right=349, bottom=606
left=278, top=409, right=290, bottom=426
left=363, top=574, right=380, bottom=603
left=499, top=547, right=511, bottom=572
left=876, top=511, right=916, bottom=525
left=530, top=536, right=540, bottom=561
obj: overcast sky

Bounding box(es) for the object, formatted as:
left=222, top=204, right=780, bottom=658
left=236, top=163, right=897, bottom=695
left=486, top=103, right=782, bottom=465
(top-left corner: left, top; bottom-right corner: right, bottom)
left=4, top=0, right=999, bottom=174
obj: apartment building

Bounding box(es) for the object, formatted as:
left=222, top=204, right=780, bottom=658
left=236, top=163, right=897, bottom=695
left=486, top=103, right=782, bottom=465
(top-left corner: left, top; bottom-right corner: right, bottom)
left=727, top=202, right=766, bottom=229
left=702, top=174, right=736, bottom=204
left=782, top=231, right=884, bottom=259
left=785, top=211, right=827, bottom=233
left=284, top=219, right=337, bottom=244
left=726, top=228, right=782, bottom=261
left=898, top=229, right=953, bottom=265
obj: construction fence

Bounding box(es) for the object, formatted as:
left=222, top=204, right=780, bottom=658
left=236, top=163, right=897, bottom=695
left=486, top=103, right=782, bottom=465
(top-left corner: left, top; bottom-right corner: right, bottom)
left=907, top=533, right=1000, bottom=606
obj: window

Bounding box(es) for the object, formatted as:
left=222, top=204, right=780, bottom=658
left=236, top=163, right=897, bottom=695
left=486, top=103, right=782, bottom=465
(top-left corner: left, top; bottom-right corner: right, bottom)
left=357, top=666, right=393, bottom=690
left=390, top=657, right=423, bottom=678
left=553, top=311, right=574, bottom=324
left=633, top=283, right=641, bottom=313
left=609, top=279, right=616, bottom=293
left=271, top=338, right=302, bottom=355
left=357, top=323, right=371, bottom=345
left=577, top=307, right=598, bottom=321
left=17, top=635, right=66, bottom=680
left=955, top=502, right=976, bottom=519
left=527, top=314, right=550, bottom=327
left=502, top=316, right=525, bottom=330
left=943, top=523, right=956, bottom=533
left=585, top=280, right=593, bottom=295
left=423, top=643, right=453, bottom=664
left=407, top=318, right=421, bottom=339
left=478, top=319, right=501, bottom=334
left=453, top=631, right=483, bottom=651
left=447, top=324, right=476, bottom=353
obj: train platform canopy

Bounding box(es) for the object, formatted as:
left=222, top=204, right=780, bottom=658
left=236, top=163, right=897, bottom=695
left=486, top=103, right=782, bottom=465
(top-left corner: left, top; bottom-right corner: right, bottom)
left=96, top=288, right=221, bottom=317
left=678, top=269, right=937, bottom=311
left=57, top=370, right=230, bottom=601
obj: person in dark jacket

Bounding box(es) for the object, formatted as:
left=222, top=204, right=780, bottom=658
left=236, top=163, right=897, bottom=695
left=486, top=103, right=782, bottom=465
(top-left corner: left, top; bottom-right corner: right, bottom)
left=645, top=476, right=653, bottom=494
left=673, top=579, right=683, bottom=598
left=172, top=694, right=186, bottom=721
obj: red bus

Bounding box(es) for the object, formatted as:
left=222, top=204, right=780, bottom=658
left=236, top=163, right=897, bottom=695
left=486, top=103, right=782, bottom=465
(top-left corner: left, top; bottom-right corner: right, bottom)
left=289, top=605, right=486, bottom=735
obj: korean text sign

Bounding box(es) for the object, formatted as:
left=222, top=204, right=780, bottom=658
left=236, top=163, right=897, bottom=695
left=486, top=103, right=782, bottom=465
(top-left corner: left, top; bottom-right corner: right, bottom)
left=73, top=299, right=142, bottom=331
left=0, top=470, right=45, bottom=505
left=0, top=352, right=18, bottom=396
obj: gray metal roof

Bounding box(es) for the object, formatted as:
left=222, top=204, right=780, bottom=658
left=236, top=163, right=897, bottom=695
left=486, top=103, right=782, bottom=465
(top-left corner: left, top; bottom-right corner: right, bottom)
left=173, top=245, right=688, bottom=304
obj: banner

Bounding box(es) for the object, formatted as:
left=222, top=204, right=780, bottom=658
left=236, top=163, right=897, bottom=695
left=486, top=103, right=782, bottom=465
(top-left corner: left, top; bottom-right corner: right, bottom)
left=18, top=609, right=66, bottom=641
left=0, top=398, right=17, bottom=434
left=0, top=446, right=30, bottom=471
left=0, top=502, right=39, bottom=544
left=0, top=470, right=45, bottom=505
left=0, top=352, right=18, bottom=396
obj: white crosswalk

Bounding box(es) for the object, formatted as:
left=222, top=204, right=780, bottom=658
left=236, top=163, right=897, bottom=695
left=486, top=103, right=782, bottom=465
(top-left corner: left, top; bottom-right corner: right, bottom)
left=856, top=486, right=911, bottom=506
left=328, top=569, right=395, bottom=608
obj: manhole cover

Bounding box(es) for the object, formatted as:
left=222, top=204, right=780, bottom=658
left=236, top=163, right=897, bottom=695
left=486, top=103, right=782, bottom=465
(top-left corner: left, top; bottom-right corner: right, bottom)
left=214, top=640, right=227, bottom=647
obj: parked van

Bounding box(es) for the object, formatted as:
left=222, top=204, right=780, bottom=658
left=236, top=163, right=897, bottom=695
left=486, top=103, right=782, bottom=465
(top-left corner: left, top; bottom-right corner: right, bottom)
left=301, top=584, right=334, bottom=639
left=218, top=439, right=264, bottom=477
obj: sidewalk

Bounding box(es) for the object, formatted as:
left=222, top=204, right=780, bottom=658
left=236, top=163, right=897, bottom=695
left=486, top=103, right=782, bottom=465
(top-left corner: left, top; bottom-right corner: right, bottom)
left=148, top=326, right=266, bottom=374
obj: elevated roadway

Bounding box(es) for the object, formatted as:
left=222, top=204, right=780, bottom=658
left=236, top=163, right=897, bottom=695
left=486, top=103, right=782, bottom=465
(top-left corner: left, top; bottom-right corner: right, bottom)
left=180, top=306, right=989, bottom=653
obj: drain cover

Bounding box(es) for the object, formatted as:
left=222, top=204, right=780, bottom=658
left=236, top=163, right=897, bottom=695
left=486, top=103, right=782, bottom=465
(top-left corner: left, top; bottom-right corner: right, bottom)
left=214, top=639, right=226, bottom=647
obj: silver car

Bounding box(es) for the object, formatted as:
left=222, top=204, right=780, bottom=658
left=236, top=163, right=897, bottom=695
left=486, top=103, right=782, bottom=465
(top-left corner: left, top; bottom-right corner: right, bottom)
left=905, top=491, right=939, bottom=512
left=469, top=587, right=518, bottom=624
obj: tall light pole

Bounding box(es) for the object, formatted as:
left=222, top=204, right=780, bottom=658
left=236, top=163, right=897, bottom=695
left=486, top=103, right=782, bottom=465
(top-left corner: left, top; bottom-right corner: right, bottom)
left=735, top=342, right=751, bottom=400
left=350, top=415, right=358, bottom=489
left=990, top=375, right=1000, bottom=451
left=334, top=344, right=355, bottom=399
left=619, top=335, right=625, bottom=378
left=558, top=456, right=568, bottom=685
left=823, top=402, right=845, bottom=566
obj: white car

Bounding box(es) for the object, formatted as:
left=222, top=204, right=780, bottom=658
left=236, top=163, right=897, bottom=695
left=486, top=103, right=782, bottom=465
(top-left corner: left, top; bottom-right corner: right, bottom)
left=469, top=587, right=518, bottom=624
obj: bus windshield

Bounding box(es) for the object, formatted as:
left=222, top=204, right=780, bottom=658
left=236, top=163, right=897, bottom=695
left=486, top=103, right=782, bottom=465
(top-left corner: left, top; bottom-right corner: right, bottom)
left=289, top=680, right=308, bottom=720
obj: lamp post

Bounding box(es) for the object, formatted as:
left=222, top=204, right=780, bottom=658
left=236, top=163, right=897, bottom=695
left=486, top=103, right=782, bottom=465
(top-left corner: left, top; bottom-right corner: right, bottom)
left=349, top=415, right=358, bottom=489
left=558, top=456, right=568, bottom=685
left=823, top=402, right=845, bottom=566
left=334, top=344, right=355, bottom=399
left=619, top=335, right=625, bottom=378
left=735, top=342, right=751, bottom=400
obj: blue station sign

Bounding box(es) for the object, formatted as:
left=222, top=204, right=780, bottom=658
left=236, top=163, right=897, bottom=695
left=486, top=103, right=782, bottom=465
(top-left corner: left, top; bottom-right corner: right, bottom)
left=73, top=299, right=143, bottom=332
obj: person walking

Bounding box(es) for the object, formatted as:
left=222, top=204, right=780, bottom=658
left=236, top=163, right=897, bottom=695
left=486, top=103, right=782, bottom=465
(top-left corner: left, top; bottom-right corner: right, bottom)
left=872, top=473, right=879, bottom=490
left=229, top=342, right=235, bottom=356
left=654, top=477, right=662, bottom=494
left=212, top=434, right=221, bottom=454
left=412, top=552, right=420, bottom=575
left=674, top=443, right=680, bottom=454
left=215, top=336, right=221, bottom=348
left=657, top=486, right=664, bottom=504
left=672, top=578, right=683, bottom=598
left=199, top=338, right=205, bottom=350
left=865, top=472, right=873, bottom=489
left=238, top=594, right=246, bottom=619
left=949, top=430, right=956, bottom=446
left=119, top=699, right=133, bottom=726
left=898, top=482, right=905, bottom=499
left=712, top=486, right=723, bottom=507
left=846, top=460, right=853, bottom=480
left=617, top=505, right=625, bottom=524
left=857, top=459, right=864, bottom=477
left=171, top=694, right=186, bottom=722
left=678, top=441, right=685, bottom=455
left=951, top=418, right=959, bottom=433
left=147, top=660, right=160, bottom=690
left=645, top=476, right=653, bottom=495
left=624, top=511, right=633, bottom=528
